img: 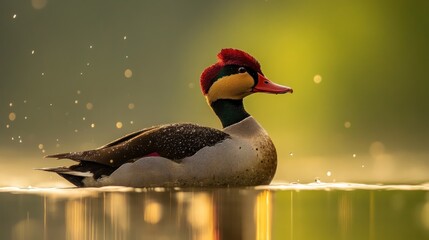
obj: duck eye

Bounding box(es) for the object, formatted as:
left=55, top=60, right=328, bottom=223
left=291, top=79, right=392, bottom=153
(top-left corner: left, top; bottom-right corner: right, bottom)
left=238, top=67, right=247, bottom=73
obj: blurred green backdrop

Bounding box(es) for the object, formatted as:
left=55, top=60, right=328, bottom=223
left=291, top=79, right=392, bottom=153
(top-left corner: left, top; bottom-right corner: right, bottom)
left=1, top=0, right=428, bottom=186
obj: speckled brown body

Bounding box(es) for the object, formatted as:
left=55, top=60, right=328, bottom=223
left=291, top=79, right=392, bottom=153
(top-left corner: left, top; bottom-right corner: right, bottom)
left=93, top=116, right=278, bottom=187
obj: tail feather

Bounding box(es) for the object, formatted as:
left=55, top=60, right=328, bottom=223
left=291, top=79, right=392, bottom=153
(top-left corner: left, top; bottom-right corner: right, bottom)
left=37, top=162, right=117, bottom=187
left=44, top=153, right=75, bottom=160
left=37, top=167, right=91, bottom=187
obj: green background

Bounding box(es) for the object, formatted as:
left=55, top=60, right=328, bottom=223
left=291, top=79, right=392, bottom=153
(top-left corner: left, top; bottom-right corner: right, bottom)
left=1, top=0, right=428, bottom=186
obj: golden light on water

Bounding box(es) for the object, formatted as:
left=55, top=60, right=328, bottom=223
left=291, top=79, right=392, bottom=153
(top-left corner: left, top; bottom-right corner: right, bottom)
left=254, top=190, right=272, bottom=240
left=65, top=200, right=86, bottom=240
left=143, top=200, right=162, bottom=224
left=186, top=193, right=215, bottom=240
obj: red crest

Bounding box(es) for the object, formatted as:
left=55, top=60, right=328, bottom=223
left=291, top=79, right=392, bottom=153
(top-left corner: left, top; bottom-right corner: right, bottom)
left=200, top=49, right=262, bottom=94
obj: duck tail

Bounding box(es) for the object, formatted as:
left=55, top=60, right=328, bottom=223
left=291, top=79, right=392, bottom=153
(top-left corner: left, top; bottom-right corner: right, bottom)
left=36, top=166, right=92, bottom=187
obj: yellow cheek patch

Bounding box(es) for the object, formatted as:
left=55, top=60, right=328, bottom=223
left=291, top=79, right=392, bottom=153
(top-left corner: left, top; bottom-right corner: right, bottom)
left=206, top=73, right=254, bottom=104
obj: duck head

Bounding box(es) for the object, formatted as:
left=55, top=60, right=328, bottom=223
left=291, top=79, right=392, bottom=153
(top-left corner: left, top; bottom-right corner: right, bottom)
left=200, top=48, right=293, bottom=127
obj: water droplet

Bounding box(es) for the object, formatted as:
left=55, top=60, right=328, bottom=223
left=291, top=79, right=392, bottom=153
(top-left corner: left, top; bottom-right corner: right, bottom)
left=11, top=137, right=15, bottom=141
left=42, top=149, right=45, bottom=153
left=19, top=139, right=22, bottom=143
left=124, top=69, right=133, bottom=78
left=123, top=36, right=127, bottom=40
left=86, top=102, right=93, bottom=110
left=9, top=112, right=16, bottom=121
left=128, top=103, right=135, bottom=110
left=82, top=117, right=86, bottom=121
left=6, top=124, right=10, bottom=128
left=116, top=122, right=123, bottom=129
left=289, top=152, right=294, bottom=157
left=80, top=72, right=83, bottom=76
left=41, top=72, right=45, bottom=76
left=352, top=153, right=356, bottom=158
left=361, top=164, right=365, bottom=168
left=91, top=123, right=95, bottom=128
left=31, top=50, right=35, bottom=55
left=313, top=74, right=322, bottom=84
left=9, top=102, right=13, bottom=107
left=23, top=100, right=27, bottom=103
left=77, top=90, right=81, bottom=95
left=344, top=121, right=351, bottom=128
left=24, top=116, right=28, bottom=120
left=130, top=120, right=134, bottom=124
left=12, top=14, right=17, bottom=19
left=38, top=144, right=44, bottom=150
left=74, top=129, right=78, bottom=133
left=86, top=62, right=90, bottom=66
left=74, top=100, right=78, bottom=104
left=49, top=103, right=53, bottom=107
left=326, top=171, right=332, bottom=177
left=125, top=55, right=129, bottom=59
left=89, top=45, right=93, bottom=49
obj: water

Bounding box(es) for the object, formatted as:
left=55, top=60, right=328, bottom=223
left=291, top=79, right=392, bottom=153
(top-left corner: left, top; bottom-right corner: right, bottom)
left=1, top=183, right=428, bottom=240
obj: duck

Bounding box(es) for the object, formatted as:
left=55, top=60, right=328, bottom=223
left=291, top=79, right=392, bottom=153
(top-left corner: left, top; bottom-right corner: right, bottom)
left=40, top=48, right=293, bottom=187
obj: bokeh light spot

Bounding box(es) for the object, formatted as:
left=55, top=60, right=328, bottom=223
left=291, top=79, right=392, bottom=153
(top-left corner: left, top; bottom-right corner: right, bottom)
left=128, top=103, right=135, bottom=110
left=124, top=69, right=133, bottom=78
left=116, top=122, right=123, bottom=129
left=31, top=0, right=47, bottom=9
left=313, top=74, right=322, bottom=84
left=86, top=102, right=93, bottom=110
left=344, top=121, right=351, bottom=128
left=9, top=112, right=16, bottom=121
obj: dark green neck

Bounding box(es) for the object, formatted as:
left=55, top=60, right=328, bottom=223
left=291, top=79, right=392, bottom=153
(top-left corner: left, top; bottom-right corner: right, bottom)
left=211, top=99, right=250, bottom=128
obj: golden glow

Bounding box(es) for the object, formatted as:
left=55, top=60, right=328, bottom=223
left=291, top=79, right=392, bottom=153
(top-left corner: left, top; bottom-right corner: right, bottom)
left=143, top=199, right=163, bottom=224
left=206, top=72, right=254, bottom=103
left=65, top=199, right=86, bottom=240
left=105, top=193, right=130, bottom=238
left=186, top=193, right=215, bottom=240
left=338, top=193, right=353, bottom=238
left=254, top=190, right=272, bottom=240
left=421, top=199, right=429, bottom=230
left=116, top=122, right=123, bottom=129
left=128, top=103, right=135, bottom=110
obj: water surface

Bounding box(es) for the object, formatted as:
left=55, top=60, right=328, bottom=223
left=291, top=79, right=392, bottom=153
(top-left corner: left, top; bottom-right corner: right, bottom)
left=1, top=183, right=428, bottom=240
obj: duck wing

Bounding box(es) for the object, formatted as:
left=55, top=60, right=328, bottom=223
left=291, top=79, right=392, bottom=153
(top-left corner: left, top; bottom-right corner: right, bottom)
left=45, top=123, right=230, bottom=167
